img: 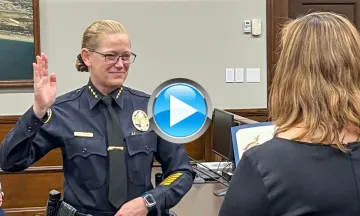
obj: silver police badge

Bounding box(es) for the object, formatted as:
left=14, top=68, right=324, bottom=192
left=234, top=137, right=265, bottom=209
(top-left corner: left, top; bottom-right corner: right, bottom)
left=132, top=110, right=150, bottom=132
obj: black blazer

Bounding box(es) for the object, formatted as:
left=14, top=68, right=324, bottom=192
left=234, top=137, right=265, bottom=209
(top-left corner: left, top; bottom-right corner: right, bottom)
left=219, top=137, right=360, bottom=216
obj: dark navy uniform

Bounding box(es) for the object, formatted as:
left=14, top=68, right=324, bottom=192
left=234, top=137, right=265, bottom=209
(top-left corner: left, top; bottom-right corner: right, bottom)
left=0, top=80, right=195, bottom=216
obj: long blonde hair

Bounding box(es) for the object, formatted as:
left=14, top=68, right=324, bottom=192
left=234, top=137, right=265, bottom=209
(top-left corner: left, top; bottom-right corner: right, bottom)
left=269, top=12, right=360, bottom=151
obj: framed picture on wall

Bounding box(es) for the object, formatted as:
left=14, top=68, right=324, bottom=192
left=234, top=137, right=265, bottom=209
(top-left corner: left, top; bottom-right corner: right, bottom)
left=0, top=0, right=40, bottom=88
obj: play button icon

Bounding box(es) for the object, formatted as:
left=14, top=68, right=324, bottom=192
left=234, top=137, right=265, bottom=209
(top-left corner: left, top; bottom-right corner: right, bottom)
left=170, top=95, right=197, bottom=127
left=148, top=78, right=213, bottom=144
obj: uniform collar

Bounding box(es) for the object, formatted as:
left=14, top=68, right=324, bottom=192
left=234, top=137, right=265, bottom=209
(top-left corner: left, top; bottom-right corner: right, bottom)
left=86, top=79, right=124, bottom=110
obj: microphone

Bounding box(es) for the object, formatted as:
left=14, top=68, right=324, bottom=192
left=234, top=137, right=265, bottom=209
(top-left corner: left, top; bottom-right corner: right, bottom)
left=188, top=156, right=230, bottom=183
left=46, top=190, right=61, bottom=216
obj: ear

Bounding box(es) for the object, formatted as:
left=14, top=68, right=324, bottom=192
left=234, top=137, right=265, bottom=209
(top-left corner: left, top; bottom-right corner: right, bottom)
left=81, top=48, right=91, bottom=67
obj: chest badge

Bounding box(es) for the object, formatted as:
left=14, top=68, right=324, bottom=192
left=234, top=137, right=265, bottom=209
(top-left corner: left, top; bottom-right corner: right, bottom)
left=132, top=110, right=150, bottom=132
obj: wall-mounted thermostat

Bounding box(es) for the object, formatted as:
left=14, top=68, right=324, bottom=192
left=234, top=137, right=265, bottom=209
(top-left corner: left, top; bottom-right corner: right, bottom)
left=243, top=20, right=251, bottom=33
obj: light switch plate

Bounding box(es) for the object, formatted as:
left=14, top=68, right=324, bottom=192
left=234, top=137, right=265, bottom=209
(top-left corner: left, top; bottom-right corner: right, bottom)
left=246, top=68, right=260, bottom=83
left=225, top=68, right=235, bottom=83
left=235, top=68, right=244, bottom=82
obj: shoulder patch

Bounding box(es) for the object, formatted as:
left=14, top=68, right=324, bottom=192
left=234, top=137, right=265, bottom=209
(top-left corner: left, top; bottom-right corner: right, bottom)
left=53, top=86, right=85, bottom=106
left=124, top=86, right=150, bottom=98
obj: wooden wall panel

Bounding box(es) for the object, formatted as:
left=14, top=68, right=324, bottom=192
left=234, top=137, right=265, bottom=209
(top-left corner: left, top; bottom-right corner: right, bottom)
left=184, top=133, right=206, bottom=160
left=0, top=124, right=15, bottom=143
left=1, top=167, right=63, bottom=209
left=0, top=116, right=63, bottom=167
left=4, top=207, right=46, bottom=216
left=0, top=167, right=63, bottom=215
left=226, top=108, right=269, bottom=122
left=267, top=0, right=288, bottom=103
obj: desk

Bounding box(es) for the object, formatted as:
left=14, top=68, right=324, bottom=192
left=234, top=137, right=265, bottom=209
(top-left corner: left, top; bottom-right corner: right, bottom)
left=171, top=182, right=225, bottom=216
left=152, top=167, right=225, bottom=216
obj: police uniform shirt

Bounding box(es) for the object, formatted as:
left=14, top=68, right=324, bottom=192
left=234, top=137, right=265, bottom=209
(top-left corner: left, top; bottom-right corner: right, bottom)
left=0, top=80, right=196, bottom=215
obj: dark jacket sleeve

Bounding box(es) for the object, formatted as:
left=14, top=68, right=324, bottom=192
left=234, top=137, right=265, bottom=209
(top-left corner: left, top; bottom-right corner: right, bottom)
left=0, top=208, right=5, bottom=216
left=218, top=154, right=269, bottom=216
left=147, top=137, right=196, bottom=213
left=0, top=106, right=59, bottom=172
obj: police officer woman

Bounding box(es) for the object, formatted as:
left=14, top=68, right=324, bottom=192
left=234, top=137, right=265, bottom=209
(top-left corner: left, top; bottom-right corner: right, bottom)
left=0, top=20, right=195, bottom=216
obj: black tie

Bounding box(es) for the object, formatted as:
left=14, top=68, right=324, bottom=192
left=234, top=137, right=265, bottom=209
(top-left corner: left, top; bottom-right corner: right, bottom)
left=100, top=95, right=127, bottom=209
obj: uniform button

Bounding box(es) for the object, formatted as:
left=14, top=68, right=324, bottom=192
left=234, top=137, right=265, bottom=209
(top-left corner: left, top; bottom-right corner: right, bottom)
left=33, top=120, right=38, bottom=125
left=145, top=145, right=149, bottom=150
left=82, top=148, right=87, bottom=153
left=27, top=126, right=32, bottom=132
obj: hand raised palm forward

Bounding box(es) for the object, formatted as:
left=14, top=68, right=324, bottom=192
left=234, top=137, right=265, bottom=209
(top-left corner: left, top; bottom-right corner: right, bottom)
left=33, top=53, right=56, bottom=118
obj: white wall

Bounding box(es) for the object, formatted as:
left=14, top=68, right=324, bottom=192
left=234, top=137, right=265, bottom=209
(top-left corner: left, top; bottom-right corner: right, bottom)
left=0, top=0, right=267, bottom=115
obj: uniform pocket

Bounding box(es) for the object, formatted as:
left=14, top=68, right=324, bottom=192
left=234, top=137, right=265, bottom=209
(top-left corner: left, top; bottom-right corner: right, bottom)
left=125, top=131, right=157, bottom=186
left=64, top=137, right=107, bottom=190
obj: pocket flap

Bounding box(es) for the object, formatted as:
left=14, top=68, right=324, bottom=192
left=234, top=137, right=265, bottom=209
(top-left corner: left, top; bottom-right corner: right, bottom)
left=125, top=132, right=157, bottom=156
left=65, top=137, right=107, bottom=159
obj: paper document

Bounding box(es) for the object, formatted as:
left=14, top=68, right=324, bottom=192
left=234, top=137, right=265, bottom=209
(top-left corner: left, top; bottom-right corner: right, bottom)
left=231, top=122, right=276, bottom=166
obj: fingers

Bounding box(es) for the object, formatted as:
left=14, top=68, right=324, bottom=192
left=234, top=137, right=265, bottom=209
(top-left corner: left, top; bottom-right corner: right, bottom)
left=41, top=53, right=48, bottom=76
left=43, top=53, right=48, bottom=68
left=33, top=62, right=39, bottom=83
left=33, top=53, right=50, bottom=86
left=33, top=56, right=42, bottom=84
left=49, top=73, right=56, bottom=88
left=36, top=55, right=43, bottom=77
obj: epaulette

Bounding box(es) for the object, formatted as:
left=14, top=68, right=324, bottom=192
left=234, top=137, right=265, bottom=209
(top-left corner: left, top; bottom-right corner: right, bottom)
left=124, top=86, right=150, bottom=98
left=53, top=86, right=85, bottom=106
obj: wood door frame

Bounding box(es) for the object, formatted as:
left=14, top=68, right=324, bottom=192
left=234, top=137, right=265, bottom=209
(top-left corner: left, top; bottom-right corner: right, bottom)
left=266, top=0, right=289, bottom=106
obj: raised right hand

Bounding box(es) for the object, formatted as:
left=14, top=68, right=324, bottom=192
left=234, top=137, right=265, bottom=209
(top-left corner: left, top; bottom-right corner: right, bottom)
left=33, top=53, right=57, bottom=119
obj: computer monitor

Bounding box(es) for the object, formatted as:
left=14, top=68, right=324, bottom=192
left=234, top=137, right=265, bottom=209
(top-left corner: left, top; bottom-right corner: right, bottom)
left=211, top=108, right=238, bottom=166
left=211, top=108, right=239, bottom=197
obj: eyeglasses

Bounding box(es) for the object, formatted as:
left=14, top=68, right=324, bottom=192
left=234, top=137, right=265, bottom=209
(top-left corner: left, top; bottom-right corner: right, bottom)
left=89, top=50, right=137, bottom=64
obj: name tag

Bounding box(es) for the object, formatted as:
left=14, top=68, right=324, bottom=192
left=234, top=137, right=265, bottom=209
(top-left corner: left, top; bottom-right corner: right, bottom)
left=108, top=146, right=124, bottom=151
left=73, top=132, right=94, bottom=138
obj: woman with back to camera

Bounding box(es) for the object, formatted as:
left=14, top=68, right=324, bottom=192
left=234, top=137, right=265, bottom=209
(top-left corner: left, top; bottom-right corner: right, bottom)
left=218, top=12, right=360, bottom=216
left=0, top=19, right=194, bottom=216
